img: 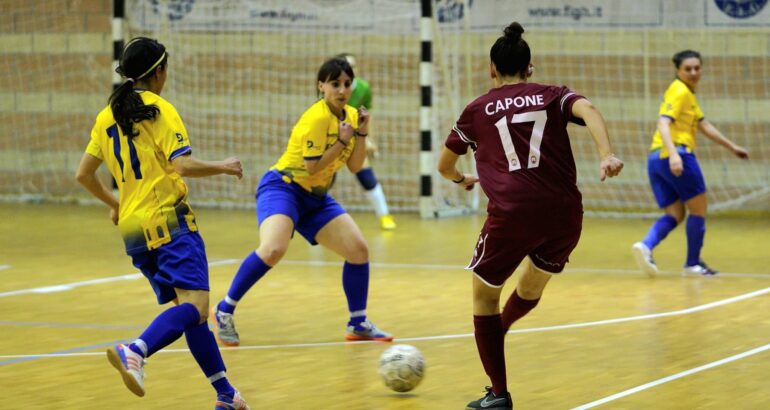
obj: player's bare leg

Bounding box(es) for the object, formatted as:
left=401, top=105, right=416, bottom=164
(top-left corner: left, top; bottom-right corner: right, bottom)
left=213, top=214, right=293, bottom=346
left=316, top=214, right=392, bottom=341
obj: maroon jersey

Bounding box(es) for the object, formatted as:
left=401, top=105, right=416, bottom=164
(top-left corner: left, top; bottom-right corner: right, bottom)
left=445, top=83, right=586, bottom=217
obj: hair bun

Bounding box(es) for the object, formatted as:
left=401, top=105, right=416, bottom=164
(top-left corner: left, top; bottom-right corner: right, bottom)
left=503, top=22, right=524, bottom=41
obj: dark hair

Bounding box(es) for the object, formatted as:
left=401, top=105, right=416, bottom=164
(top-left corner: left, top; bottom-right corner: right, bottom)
left=109, top=37, right=168, bottom=137
left=672, top=50, right=701, bottom=69
left=490, top=22, right=531, bottom=79
left=317, top=57, right=355, bottom=83
left=316, top=57, right=355, bottom=97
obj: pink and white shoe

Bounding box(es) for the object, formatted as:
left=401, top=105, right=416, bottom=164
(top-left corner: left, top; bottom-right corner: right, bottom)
left=215, top=389, right=250, bottom=410
left=106, top=344, right=146, bottom=397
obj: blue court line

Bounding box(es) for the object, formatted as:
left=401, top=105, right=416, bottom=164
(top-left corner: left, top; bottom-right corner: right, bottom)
left=0, top=339, right=131, bottom=366
left=0, top=320, right=144, bottom=331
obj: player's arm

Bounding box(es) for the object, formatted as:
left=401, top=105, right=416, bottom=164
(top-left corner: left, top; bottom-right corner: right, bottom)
left=571, top=98, right=623, bottom=181
left=437, top=147, right=478, bottom=191
left=346, top=107, right=370, bottom=173
left=156, top=106, right=243, bottom=179
left=346, top=129, right=367, bottom=173
left=698, top=120, right=749, bottom=159
left=171, top=153, right=243, bottom=179
left=75, top=152, right=119, bottom=224
left=305, top=125, right=352, bottom=175
left=655, top=116, right=684, bottom=176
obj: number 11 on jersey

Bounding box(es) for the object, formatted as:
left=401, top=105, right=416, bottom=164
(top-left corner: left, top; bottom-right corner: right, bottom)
left=493, top=109, right=547, bottom=172
left=107, top=123, right=143, bottom=182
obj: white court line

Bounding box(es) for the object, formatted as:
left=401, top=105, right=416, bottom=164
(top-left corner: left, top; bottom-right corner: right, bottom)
left=0, top=259, right=239, bottom=298
left=2, top=285, right=768, bottom=360
left=571, top=342, right=770, bottom=409
left=0, top=265, right=10, bottom=271
left=287, top=260, right=770, bottom=279
left=1, top=258, right=767, bottom=298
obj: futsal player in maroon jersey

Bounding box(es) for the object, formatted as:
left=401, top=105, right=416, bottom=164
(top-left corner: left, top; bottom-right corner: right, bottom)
left=438, top=22, right=624, bottom=410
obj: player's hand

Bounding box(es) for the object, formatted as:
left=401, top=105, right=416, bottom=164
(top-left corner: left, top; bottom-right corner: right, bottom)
left=668, top=152, right=683, bottom=177
left=599, top=153, right=623, bottom=181
left=339, top=122, right=354, bottom=146
left=222, top=157, right=243, bottom=179
left=110, top=207, right=119, bottom=226
left=357, top=106, right=370, bottom=135
left=365, top=138, right=379, bottom=158
left=732, top=144, right=749, bottom=159
left=457, top=174, right=479, bottom=191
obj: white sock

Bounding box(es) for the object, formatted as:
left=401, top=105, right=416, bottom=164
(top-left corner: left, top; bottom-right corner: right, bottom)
left=365, top=184, right=389, bottom=216
left=132, top=339, right=148, bottom=357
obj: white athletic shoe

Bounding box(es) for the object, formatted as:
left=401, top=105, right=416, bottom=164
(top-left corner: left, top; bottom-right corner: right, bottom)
left=631, top=242, right=659, bottom=277
left=107, top=344, right=146, bottom=397
left=682, top=261, right=718, bottom=276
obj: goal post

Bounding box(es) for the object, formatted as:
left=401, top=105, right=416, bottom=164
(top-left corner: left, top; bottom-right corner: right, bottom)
left=122, top=0, right=481, bottom=216
left=1, top=0, right=767, bottom=217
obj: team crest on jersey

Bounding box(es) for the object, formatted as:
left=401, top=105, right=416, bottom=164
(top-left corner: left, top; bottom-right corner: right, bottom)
left=714, top=0, right=767, bottom=19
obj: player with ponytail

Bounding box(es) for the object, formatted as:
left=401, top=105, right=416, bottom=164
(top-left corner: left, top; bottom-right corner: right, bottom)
left=438, top=22, right=623, bottom=409
left=76, top=37, right=249, bottom=409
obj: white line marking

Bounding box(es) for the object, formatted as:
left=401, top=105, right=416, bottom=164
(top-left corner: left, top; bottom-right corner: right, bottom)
left=0, top=265, right=10, bottom=271
left=1, top=259, right=767, bottom=298
left=571, top=342, right=770, bottom=409
left=0, top=273, right=142, bottom=297
left=0, top=259, right=240, bottom=298
left=2, top=285, right=767, bottom=360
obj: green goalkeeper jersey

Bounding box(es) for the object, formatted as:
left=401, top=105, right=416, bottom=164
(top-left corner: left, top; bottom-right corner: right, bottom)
left=348, top=78, right=372, bottom=110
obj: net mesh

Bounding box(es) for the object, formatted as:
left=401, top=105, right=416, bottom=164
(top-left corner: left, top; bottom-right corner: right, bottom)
left=1, top=0, right=768, bottom=215
left=125, top=0, right=425, bottom=211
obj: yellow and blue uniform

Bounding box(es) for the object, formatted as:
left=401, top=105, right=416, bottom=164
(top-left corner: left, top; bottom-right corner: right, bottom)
left=87, top=90, right=197, bottom=254
left=258, top=99, right=360, bottom=244
left=647, top=78, right=707, bottom=208
left=650, top=78, right=704, bottom=158
left=271, top=99, right=360, bottom=197
left=86, top=90, right=207, bottom=303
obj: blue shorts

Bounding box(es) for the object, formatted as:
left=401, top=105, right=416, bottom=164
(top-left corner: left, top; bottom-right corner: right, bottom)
left=256, top=170, right=347, bottom=245
left=130, top=232, right=209, bottom=305
left=647, top=146, right=707, bottom=208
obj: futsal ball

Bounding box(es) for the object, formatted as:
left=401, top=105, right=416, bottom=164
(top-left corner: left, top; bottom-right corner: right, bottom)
left=378, top=344, right=425, bottom=392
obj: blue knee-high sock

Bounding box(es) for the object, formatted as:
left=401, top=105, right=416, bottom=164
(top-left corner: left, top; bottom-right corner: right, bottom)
left=218, top=251, right=272, bottom=314
left=685, top=215, right=706, bottom=267
left=642, top=214, right=678, bottom=250
left=342, top=261, right=369, bottom=326
left=130, top=303, right=200, bottom=358
left=355, top=168, right=378, bottom=191
left=185, top=321, right=235, bottom=397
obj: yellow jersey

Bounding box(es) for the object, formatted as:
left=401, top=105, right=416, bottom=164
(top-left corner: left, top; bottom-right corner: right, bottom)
left=271, top=99, right=360, bottom=197
left=85, top=90, right=198, bottom=255
left=650, top=78, right=704, bottom=158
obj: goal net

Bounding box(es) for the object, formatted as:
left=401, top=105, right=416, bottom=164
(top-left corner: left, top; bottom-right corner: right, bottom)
left=2, top=0, right=768, bottom=216
left=428, top=0, right=770, bottom=216
left=124, top=0, right=430, bottom=211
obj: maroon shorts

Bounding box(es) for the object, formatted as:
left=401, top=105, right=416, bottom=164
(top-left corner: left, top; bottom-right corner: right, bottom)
left=466, top=205, right=582, bottom=287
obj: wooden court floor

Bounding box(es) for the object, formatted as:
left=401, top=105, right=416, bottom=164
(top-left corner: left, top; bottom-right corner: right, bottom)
left=0, top=203, right=768, bottom=409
